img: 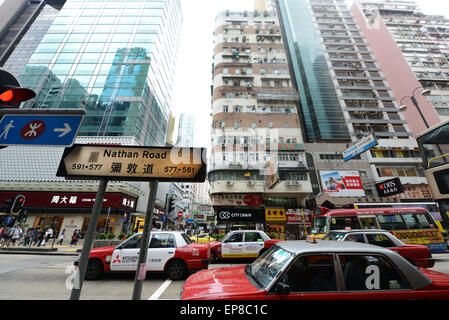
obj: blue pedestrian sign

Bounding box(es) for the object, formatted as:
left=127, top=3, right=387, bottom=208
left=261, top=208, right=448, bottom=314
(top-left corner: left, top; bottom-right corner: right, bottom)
left=0, top=109, right=85, bottom=147
left=5, top=216, right=14, bottom=224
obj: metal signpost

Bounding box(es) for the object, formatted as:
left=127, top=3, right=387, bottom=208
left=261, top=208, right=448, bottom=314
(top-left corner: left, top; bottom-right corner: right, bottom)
left=0, top=109, right=85, bottom=147
left=343, top=133, right=378, bottom=162
left=56, top=144, right=207, bottom=300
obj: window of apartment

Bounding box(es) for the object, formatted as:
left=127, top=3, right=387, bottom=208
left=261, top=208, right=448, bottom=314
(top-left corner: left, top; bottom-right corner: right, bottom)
left=223, top=68, right=228, bottom=74
left=223, top=105, right=228, bottom=112
left=220, top=121, right=226, bottom=128
left=251, top=122, right=256, bottom=129
left=268, top=122, right=273, bottom=128
left=226, top=93, right=235, bottom=98
left=284, top=122, right=289, bottom=128
left=234, top=121, right=240, bottom=129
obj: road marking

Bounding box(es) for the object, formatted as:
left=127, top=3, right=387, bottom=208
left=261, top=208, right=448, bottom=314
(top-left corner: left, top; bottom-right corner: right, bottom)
left=148, top=279, right=172, bottom=300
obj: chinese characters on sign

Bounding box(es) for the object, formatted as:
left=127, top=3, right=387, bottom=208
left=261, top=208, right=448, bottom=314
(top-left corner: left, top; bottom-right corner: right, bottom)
left=265, top=208, right=286, bottom=222
left=57, top=145, right=207, bottom=182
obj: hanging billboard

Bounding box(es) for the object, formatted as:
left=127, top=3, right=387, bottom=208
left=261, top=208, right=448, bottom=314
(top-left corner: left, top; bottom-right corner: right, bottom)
left=320, top=170, right=365, bottom=197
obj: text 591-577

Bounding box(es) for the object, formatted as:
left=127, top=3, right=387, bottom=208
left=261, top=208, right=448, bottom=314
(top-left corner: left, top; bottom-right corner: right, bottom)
left=71, top=163, right=103, bottom=170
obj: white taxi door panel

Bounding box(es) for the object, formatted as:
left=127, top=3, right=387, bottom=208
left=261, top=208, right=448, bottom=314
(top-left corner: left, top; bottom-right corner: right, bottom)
left=243, top=232, right=265, bottom=258
left=110, top=234, right=142, bottom=271
left=147, top=233, right=176, bottom=271
left=221, top=232, right=244, bottom=258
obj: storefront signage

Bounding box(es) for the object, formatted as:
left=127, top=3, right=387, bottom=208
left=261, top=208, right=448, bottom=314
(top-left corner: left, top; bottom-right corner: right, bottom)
left=211, top=194, right=262, bottom=206
left=376, top=177, right=404, bottom=197
left=343, top=134, right=377, bottom=162
left=215, top=207, right=265, bottom=222
left=320, top=170, right=365, bottom=197
left=286, top=209, right=311, bottom=226
left=57, top=144, right=207, bottom=182
left=265, top=208, right=286, bottom=222
left=0, top=191, right=137, bottom=211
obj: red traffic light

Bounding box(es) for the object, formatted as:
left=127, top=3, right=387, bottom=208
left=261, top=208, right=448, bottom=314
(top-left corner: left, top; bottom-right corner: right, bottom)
left=0, top=69, right=36, bottom=108
left=0, top=88, right=36, bottom=103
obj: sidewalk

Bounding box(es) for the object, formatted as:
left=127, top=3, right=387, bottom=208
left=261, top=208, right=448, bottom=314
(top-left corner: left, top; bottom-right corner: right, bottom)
left=0, top=241, right=83, bottom=256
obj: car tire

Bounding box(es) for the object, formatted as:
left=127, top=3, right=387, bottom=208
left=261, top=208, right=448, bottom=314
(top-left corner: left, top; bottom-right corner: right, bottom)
left=85, top=258, right=103, bottom=280
left=166, top=259, right=187, bottom=280
left=210, top=250, right=218, bottom=264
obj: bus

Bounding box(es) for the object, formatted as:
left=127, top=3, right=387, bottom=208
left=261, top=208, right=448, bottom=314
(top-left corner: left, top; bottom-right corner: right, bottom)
left=310, top=206, right=447, bottom=253
left=353, top=202, right=445, bottom=233
left=416, top=118, right=449, bottom=232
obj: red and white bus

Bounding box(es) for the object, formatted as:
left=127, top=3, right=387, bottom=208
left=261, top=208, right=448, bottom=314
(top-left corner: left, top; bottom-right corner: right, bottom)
left=310, top=206, right=446, bottom=253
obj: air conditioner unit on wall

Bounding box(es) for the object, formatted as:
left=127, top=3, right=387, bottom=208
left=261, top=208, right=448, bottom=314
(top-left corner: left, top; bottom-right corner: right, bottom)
left=247, top=181, right=255, bottom=186
left=226, top=181, right=234, bottom=186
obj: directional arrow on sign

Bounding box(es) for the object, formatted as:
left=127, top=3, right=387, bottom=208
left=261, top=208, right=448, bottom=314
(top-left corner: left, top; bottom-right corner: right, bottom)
left=54, top=123, right=72, bottom=137
left=0, top=109, right=85, bottom=147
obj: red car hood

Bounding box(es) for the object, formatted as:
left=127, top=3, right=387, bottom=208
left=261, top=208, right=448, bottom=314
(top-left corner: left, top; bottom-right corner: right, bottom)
left=90, top=246, right=116, bottom=255
left=182, top=265, right=264, bottom=300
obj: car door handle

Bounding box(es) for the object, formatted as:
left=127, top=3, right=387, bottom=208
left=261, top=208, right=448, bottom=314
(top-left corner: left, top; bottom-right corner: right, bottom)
left=168, top=251, right=174, bottom=254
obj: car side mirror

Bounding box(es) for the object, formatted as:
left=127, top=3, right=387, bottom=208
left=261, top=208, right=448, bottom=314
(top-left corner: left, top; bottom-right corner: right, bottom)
left=273, top=282, right=290, bottom=295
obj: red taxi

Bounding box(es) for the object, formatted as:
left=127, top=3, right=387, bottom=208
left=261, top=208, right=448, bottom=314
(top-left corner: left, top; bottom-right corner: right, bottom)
left=322, top=229, right=434, bottom=268
left=209, top=230, right=282, bottom=262
left=78, top=231, right=210, bottom=280
left=181, top=241, right=449, bottom=300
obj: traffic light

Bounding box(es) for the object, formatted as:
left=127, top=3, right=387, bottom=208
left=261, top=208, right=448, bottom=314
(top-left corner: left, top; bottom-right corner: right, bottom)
left=17, top=210, right=27, bottom=223
left=0, top=69, right=36, bottom=108
left=10, top=195, right=25, bottom=215
left=168, top=196, right=176, bottom=213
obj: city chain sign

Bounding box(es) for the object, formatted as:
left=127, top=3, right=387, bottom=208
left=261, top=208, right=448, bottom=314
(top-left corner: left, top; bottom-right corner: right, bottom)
left=57, top=144, right=207, bottom=182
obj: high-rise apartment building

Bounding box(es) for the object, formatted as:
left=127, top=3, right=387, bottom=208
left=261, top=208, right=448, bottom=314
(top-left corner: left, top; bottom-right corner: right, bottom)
left=177, top=113, right=195, bottom=147
left=210, top=7, right=313, bottom=233
left=276, top=0, right=432, bottom=206
left=352, top=0, right=448, bottom=137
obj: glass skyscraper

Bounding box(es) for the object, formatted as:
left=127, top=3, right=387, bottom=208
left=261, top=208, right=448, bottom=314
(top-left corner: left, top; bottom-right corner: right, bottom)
left=20, top=0, right=182, bottom=146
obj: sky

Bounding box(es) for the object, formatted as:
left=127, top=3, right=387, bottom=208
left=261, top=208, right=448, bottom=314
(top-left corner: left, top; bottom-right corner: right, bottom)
left=171, top=0, right=449, bottom=149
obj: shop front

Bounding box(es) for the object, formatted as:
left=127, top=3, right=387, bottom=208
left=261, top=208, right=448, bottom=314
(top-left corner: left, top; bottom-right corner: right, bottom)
left=265, top=208, right=286, bottom=240
left=214, top=207, right=265, bottom=234
left=0, top=191, right=137, bottom=243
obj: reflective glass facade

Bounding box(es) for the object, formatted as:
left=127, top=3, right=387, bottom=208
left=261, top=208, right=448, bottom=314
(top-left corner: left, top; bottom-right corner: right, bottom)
left=20, top=0, right=182, bottom=146
left=277, top=0, right=350, bottom=142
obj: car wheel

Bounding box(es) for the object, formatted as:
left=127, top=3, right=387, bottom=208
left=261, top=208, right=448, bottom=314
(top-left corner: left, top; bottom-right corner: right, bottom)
left=166, top=259, right=187, bottom=280
left=85, top=258, right=103, bottom=280
left=210, top=250, right=218, bottom=264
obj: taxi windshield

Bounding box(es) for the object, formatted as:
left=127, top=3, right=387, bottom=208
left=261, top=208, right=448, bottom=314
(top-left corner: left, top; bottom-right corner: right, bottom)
left=246, top=246, right=292, bottom=289
left=322, top=232, right=346, bottom=240
left=181, top=233, right=194, bottom=245
left=311, top=217, right=328, bottom=234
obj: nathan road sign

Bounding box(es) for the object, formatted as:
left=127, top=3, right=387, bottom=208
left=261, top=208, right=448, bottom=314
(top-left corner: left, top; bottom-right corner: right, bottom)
left=56, top=144, right=207, bottom=182
left=0, top=109, right=85, bottom=147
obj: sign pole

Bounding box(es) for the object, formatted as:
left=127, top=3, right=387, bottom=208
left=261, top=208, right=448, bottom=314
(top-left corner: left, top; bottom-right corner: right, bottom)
left=132, top=180, right=159, bottom=300
left=70, top=178, right=108, bottom=300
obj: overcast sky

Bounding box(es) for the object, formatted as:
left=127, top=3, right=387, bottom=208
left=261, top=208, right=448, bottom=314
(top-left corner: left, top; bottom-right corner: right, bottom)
left=171, top=0, right=449, bottom=149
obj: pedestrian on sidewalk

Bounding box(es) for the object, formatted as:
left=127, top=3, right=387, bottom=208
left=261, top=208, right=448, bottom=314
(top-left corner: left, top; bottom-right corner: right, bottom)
left=36, top=229, right=45, bottom=247
left=9, top=225, right=22, bottom=247
left=22, top=228, right=33, bottom=247
left=31, top=228, right=40, bottom=246
left=45, top=227, right=54, bottom=244
left=0, top=226, right=12, bottom=247
left=57, top=229, right=65, bottom=245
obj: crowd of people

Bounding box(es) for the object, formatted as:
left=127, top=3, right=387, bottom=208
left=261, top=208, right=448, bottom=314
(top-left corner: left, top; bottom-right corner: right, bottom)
left=0, top=225, right=82, bottom=248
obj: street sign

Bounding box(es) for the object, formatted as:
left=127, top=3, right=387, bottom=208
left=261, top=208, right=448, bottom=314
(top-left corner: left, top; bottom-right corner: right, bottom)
left=376, top=177, right=404, bottom=197
left=343, top=134, right=377, bottom=162
left=0, top=109, right=85, bottom=147
left=57, top=144, right=207, bottom=182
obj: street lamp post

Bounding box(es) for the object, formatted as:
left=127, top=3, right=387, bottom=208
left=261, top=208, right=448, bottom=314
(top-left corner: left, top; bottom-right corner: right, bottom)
left=399, top=86, right=431, bottom=129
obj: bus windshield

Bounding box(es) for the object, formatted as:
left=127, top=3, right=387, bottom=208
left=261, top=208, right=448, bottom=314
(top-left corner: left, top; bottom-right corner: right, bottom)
left=311, top=217, right=328, bottom=234
left=417, top=121, right=449, bottom=168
